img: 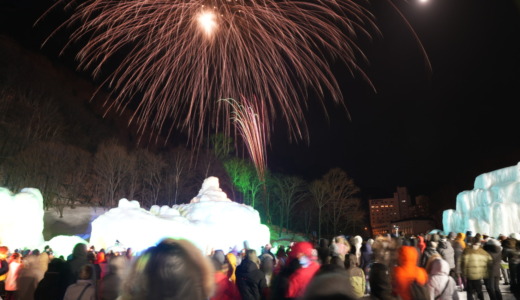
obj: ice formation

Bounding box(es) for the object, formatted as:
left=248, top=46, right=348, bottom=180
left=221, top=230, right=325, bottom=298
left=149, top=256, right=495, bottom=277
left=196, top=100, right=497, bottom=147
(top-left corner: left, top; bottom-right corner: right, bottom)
left=0, top=187, right=45, bottom=250
left=89, top=176, right=270, bottom=255
left=443, top=162, right=520, bottom=237
left=0, top=176, right=270, bottom=256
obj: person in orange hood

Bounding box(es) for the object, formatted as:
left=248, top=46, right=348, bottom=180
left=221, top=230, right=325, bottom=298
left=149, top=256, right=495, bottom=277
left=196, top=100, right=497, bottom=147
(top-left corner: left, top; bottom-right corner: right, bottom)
left=393, top=245, right=428, bottom=300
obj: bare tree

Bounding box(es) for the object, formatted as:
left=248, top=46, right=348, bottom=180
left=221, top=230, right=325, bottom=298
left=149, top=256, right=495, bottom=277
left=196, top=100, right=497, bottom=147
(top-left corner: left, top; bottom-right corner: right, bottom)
left=3, top=142, right=92, bottom=217
left=136, top=149, right=165, bottom=207
left=162, top=146, right=194, bottom=205
left=296, top=199, right=315, bottom=236
left=272, top=174, right=307, bottom=235
left=309, top=177, right=330, bottom=240
left=93, top=140, right=134, bottom=207
left=0, top=86, right=65, bottom=178
left=320, top=168, right=361, bottom=235
left=343, top=197, right=365, bottom=235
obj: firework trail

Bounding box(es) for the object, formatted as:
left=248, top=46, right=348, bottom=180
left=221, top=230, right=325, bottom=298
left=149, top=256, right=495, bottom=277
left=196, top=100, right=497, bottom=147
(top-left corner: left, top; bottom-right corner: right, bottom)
left=222, top=97, right=268, bottom=181
left=40, top=0, right=378, bottom=146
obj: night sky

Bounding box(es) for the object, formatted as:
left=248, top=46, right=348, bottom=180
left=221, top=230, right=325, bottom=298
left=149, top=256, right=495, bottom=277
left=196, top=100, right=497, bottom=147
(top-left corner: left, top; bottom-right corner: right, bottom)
left=268, top=0, right=520, bottom=212
left=1, top=0, right=520, bottom=214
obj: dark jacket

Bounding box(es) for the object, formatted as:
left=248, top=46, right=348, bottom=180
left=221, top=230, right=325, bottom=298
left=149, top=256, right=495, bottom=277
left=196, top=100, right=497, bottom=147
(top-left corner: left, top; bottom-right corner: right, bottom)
left=317, top=238, right=330, bottom=265
left=360, top=242, right=373, bottom=272
left=483, top=241, right=502, bottom=277
left=34, top=258, right=70, bottom=300
left=0, top=259, right=8, bottom=276
left=66, top=243, right=89, bottom=285
left=420, top=245, right=439, bottom=268
left=369, top=262, right=397, bottom=300
left=236, top=258, right=268, bottom=300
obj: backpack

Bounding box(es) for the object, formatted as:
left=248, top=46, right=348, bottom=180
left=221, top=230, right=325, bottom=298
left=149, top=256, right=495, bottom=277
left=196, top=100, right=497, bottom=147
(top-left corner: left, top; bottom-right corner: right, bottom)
left=409, top=280, right=429, bottom=300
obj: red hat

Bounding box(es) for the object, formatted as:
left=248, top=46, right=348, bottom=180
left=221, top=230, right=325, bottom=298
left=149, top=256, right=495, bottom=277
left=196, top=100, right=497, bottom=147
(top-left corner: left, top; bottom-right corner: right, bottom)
left=288, top=242, right=314, bottom=260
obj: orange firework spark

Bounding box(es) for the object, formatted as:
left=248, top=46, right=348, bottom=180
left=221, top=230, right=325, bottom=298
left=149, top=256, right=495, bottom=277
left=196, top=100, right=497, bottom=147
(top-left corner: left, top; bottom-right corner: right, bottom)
left=39, top=0, right=377, bottom=147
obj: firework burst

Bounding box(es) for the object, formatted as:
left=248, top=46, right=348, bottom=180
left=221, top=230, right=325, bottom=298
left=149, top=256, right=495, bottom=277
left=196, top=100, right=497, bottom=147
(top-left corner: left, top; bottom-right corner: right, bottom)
left=40, top=0, right=378, bottom=146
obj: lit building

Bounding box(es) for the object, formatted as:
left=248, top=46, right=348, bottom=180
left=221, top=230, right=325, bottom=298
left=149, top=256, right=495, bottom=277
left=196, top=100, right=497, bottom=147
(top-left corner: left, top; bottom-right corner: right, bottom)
left=369, top=187, right=433, bottom=236
left=369, top=197, right=399, bottom=235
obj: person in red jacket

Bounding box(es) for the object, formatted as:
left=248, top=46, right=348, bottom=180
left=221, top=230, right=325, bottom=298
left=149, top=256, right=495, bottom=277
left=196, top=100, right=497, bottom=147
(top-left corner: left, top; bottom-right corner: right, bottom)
left=393, top=245, right=428, bottom=300
left=285, top=242, right=320, bottom=299
left=210, top=255, right=241, bottom=300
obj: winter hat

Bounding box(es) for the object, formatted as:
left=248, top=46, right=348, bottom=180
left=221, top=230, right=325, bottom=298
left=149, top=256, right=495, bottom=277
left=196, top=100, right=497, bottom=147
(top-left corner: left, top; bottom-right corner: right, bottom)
left=486, top=238, right=501, bottom=248
left=471, top=236, right=481, bottom=246
left=448, top=232, right=457, bottom=240
left=431, top=234, right=440, bottom=242
left=213, top=250, right=226, bottom=265
left=288, top=241, right=315, bottom=261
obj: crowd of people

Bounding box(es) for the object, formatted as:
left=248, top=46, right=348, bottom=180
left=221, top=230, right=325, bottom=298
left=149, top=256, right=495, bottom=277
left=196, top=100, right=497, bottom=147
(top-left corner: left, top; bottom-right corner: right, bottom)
left=0, top=230, right=519, bottom=300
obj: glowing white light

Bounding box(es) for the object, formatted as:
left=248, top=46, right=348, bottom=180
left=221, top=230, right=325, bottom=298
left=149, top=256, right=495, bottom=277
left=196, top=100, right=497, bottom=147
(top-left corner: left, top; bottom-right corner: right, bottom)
left=0, top=187, right=45, bottom=250
left=1, top=177, right=270, bottom=258
left=89, top=177, right=270, bottom=255
left=197, top=11, right=217, bottom=35
left=46, top=235, right=88, bottom=259
left=419, top=0, right=429, bottom=3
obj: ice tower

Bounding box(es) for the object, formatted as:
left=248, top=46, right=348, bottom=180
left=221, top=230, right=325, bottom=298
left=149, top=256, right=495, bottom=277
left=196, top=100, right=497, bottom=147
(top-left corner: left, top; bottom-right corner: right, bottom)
left=443, top=162, right=520, bottom=237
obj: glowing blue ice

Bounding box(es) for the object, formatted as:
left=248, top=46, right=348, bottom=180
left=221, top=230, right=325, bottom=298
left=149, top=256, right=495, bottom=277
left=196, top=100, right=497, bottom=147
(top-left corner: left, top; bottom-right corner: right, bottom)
left=443, top=162, right=520, bottom=237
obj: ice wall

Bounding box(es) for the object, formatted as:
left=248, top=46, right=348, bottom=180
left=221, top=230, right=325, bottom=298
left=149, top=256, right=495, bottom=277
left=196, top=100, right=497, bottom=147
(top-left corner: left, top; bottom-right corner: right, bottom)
left=443, top=162, right=520, bottom=237
left=0, top=187, right=45, bottom=250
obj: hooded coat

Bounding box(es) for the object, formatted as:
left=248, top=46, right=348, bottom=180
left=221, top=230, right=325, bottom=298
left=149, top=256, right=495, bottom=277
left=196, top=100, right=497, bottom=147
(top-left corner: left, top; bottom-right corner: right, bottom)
left=66, top=243, right=89, bottom=285
left=236, top=258, right=267, bottom=300
left=393, top=246, right=428, bottom=300
left=353, top=235, right=363, bottom=265
left=453, top=233, right=466, bottom=275
left=226, top=253, right=238, bottom=284
left=345, top=253, right=366, bottom=298
left=426, top=258, right=459, bottom=300
left=34, top=258, right=70, bottom=300
left=483, top=239, right=502, bottom=278
left=437, top=239, right=455, bottom=270
left=286, top=242, right=320, bottom=299
left=420, top=241, right=439, bottom=268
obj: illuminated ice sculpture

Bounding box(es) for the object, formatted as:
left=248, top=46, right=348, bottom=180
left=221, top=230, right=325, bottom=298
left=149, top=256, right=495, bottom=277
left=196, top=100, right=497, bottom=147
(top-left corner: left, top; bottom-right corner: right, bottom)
left=443, top=162, right=520, bottom=237
left=90, top=176, right=270, bottom=255
left=0, top=187, right=45, bottom=250
left=0, top=177, right=270, bottom=257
